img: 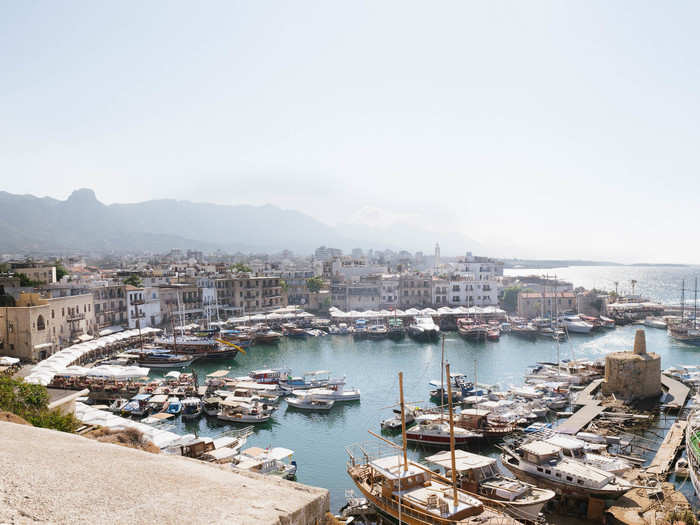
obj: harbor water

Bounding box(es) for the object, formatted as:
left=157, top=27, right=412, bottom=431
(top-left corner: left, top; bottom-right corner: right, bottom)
left=149, top=324, right=700, bottom=511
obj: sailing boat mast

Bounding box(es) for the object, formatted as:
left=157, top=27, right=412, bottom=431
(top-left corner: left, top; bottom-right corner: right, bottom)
left=695, top=277, right=698, bottom=330
left=681, top=280, right=686, bottom=323
left=398, top=371, right=408, bottom=472
left=440, top=334, right=445, bottom=421
left=446, top=362, right=459, bottom=508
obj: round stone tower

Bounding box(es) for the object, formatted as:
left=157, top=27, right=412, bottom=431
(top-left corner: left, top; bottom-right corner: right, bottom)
left=602, top=329, right=661, bottom=401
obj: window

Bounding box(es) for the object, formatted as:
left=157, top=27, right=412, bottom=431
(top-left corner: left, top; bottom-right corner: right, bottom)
left=555, top=472, right=561, bottom=477
left=51, top=309, right=55, bottom=319
left=577, top=480, right=584, bottom=485
left=545, top=469, right=551, bottom=474
left=566, top=476, right=573, bottom=482
left=453, top=296, right=460, bottom=302
left=536, top=467, right=543, bottom=472
left=36, top=315, right=46, bottom=331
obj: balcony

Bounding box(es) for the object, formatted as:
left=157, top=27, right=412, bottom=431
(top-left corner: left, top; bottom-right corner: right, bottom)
left=130, top=299, right=145, bottom=305
left=67, top=312, right=85, bottom=322
left=132, top=311, right=146, bottom=318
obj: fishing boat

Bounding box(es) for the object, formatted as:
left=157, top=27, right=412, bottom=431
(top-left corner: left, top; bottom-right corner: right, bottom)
left=407, top=315, right=440, bottom=342
left=457, top=318, right=489, bottom=342
left=182, top=397, right=203, bottom=420
left=147, top=394, right=169, bottom=413
left=541, top=433, right=631, bottom=474
left=303, top=385, right=361, bottom=402
left=352, top=319, right=368, bottom=340
left=166, top=396, right=183, bottom=415
left=279, top=370, right=344, bottom=392
left=454, top=408, right=516, bottom=440
left=121, top=393, right=152, bottom=417
left=346, top=370, right=520, bottom=525
left=509, top=324, right=537, bottom=341
left=218, top=399, right=274, bottom=423
left=282, top=323, right=307, bottom=338
left=426, top=450, right=555, bottom=522
left=253, top=330, right=282, bottom=344
left=367, top=322, right=389, bottom=340
left=501, top=440, right=631, bottom=498
left=685, top=403, right=700, bottom=498
left=249, top=368, right=290, bottom=385
left=387, top=317, right=405, bottom=340
left=232, top=447, right=298, bottom=480
left=286, top=394, right=335, bottom=411
left=135, top=351, right=196, bottom=368
left=405, top=420, right=481, bottom=447
left=203, top=396, right=223, bottom=416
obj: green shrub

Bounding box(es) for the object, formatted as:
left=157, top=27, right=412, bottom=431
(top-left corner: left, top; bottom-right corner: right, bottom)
left=0, top=376, right=79, bottom=433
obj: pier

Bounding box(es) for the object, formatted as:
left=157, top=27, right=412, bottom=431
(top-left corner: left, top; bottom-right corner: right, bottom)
left=555, top=402, right=606, bottom=435
left=646, top=419, right=687, bottom=477
left=660, top=374, right=690, bottom=411
left=572, top=378, right=604, bottom=406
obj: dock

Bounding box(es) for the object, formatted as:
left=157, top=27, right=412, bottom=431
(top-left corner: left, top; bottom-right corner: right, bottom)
left=572, top=378, right=604, bottom=406
left=660, top=374, right=690, bottom=411
left=555, top=402, right=606, bottom=435
left=646, top=419, right=687, bottom=476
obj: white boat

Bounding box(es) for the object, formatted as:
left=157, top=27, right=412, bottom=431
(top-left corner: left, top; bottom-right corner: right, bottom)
left=108, top=398, right=128, bottom=413
left=218, top=399, right=273, bottom=423
left=501, top=440, right=632, bottom=498
left=302, top=385, right=361, bottom=402
left=426, top=449, right=556, bottom=522
left=181, top=397, right=203, bottom=420
left=644, top=316, right=667, bottom=329
left=407, top=315, right=440, bottom=342
left=286, top=395, right=335, bottom=411
left=685, top=405, right=700, bottom=499
left=232, top=446, right=297, bottom=480
left=202, top=396, right=222, bottom=416
left=405, top=420, right=481, bottom=447
left=560, top=316, right=593, bottom=334
left=542, top=433, right=631, bottom=474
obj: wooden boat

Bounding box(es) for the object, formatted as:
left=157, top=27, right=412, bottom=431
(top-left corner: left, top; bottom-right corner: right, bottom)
left=457, top=318, right=488, bottom=342
left=182, top=397, right=203, bottom=420
left=203, top=396, right=223, bottom=416
left=346, top=369, right=521, bottom=524
left=218, top=399, right=273, bottom=423
left=406, top=420, right=481, bottom=447
left=135, top=352, right=196, bottom=368
left=426, top=450, right=555, bottom=522
left=454, top=408, right=515, bottom=440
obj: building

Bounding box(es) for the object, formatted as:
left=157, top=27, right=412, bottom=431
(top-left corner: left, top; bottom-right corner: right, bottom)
left=0, top=292, right=96, bottom=362
left=379, top=275, right=399, bottom=309
left=331, top=277, right=381, bottom=310
left=280, top=269, right=316, bottom=306
left=434, top=277, right=499, bottom=307
left=517, top=291, right=576, bottom=319
left=13, top=265, right=57, bottom=284
left=214, top=275, right=285, bottom=315
left=457, top=253, right=504, bottom=279
left=126, top=286, right=161, bottom=329
left=399, top=275, right=432, bottom=307
left=329, top=258, right=387, bottom=282
left=314, top=246, right=343, bottom=261
left=92, top=284, right=127, bottom=329
left=602, top=330, right=661, bottom=401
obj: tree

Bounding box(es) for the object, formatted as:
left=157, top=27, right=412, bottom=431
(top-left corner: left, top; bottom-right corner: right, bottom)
left=306, top=276, right=324, bottom=293
left=501, top=285, right=521, bottom=313
left=280, top=279, right=288, bottom=292
left=54, top=260, right=68, bottom=281
left=231, top=263, right=252, bottom=273
left=0, top=295, right=16, bottom=307
left=123, top=275, right=143, bottom=287
left=0, top=376, right=79, bottom=432
left=17, top=273, right=41, bottom=287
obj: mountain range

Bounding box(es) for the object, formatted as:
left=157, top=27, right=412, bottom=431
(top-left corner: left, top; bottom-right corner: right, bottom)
left=0, top=189, right=482, bottom=256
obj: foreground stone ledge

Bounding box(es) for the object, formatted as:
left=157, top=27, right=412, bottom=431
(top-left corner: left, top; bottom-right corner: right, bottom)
left=0, top=421, right=329, bottom=525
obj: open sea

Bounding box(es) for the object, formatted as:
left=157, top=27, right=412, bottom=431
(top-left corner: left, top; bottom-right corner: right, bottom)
left=505, top=265, right=700, bottom=304
left=149, top=323, right=700, bottom=511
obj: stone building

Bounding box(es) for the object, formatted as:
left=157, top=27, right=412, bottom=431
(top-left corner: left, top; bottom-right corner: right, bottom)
left=92, top=284, right=127, bottom=329
left=12, top=265, right=57, bottom=284
left=214, top=275, right=285, bottom=315
left=0, top=292, right=96, bottom=362
left=517, top=291, right=576, bottom=319
left=399, top=274, right=432, bottom=307
left=602, top=330, right=661, bottom=401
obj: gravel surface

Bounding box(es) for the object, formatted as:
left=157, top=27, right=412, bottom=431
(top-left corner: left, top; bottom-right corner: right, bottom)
left=0, top=421, right=329, bottom=524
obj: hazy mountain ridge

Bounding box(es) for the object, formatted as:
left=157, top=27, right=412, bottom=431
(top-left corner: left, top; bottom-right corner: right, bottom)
left=0, top=189, right=480, bottom=255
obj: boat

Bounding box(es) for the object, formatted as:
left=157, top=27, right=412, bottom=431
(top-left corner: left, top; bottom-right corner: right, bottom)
left=346, top=370, right=520, bottom=525
left=303, top=385, right=361, bottom=402
left=509, top=324, right=538, bottom=341
left=367, top=322, right=389, bottom=340
left=279, top=370, right=344, bottom=392
left=232, top=446, right=297, bottom=480
left=387, top=318, right=405, bottom=340
left=675, top=458, right=690, bottom=479
left=486, top=328, right=500, bottom=341
left=282, top=323, right=307, bottom=338
left=454, top=408, right=516, bottom=440
left=501, top=440, right=632, bottom=498
left=352, top=319, right=368, bottom=340
left=249, top=368, right=290, bottom=385
left=644, top=316, right=667, bottom=329
left=381, top=409, right=417, bottom=431
left=147, top=394, right=169, bottom=413
left=218, top=399, right=274, bottom=423
left=121, top=393, right=152, bottom=417
left=457, top=318, right=489, bottom=342
left=426, top=450, right=556, bottom=523
left=685, top=403, right=700, bottom=498
left=286, top=394, right=335, bottom=411
left=405, top=419, right=481, bottom=447
left=541, top=433, right=631, bottom=474
left=203, top=396, right=223, bottom=416
left=166, top=396, right=183, bottom=415
left=108, top=398, right=128, bottom=413
left=181, top=397, right=203, bottom=420
left=135, top=351, right=196, bottom=368
left=407, top=315, right=440, bottom=342
left=337, top=322, right=351, bottom=335
left=559, top=316, right=593, bottom=334
left=253, top=330, right=282, bottom=344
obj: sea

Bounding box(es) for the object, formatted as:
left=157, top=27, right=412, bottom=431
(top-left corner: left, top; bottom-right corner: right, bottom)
left=505, top=265, right=700, bottom=304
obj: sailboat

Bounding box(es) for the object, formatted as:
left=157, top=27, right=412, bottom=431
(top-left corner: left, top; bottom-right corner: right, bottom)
left=668, top=279, right=700, bottom=345
left=345, top=370, right=521, bottom=524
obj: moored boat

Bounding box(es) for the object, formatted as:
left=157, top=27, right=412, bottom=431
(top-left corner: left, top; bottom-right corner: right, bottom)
left=407, top=315, right=440, bottom=342
left=286, top=394, right=335, bottom=411
left=182, top=397, right=203, bottom=419
left=405, top=419, right=481, bottom=447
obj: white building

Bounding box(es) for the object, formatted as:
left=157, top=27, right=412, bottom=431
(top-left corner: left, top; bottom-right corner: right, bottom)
left=127, top=286, right=161, bottom=329
left=380, top=275, right=399, bottom=308
left=330, top=258, right=388, bottom=282
left=197, top=277, right=219, bottom=322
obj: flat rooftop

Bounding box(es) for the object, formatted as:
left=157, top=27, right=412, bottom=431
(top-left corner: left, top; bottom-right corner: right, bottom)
left=0, top=421, right=329, bottom=524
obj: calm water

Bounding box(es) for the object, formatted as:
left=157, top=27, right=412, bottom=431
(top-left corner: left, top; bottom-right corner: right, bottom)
left=505, top=265, right=700, bottom=304
left=148, top=325, right=700, bottom=511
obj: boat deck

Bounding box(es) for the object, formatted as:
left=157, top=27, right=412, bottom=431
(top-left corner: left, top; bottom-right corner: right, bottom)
left=661, top=374, right=690, bottom=411
left=646, top=420, right=687, bottom=476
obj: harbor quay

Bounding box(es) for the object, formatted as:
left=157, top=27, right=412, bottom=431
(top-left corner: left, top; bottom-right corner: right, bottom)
left=3, top=254, right=700, bottom=524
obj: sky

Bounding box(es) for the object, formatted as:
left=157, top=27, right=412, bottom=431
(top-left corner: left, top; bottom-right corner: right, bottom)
left=2, top=1, right=700, bottom=263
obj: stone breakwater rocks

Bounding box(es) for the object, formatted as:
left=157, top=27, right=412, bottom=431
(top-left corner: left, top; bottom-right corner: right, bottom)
left=0, top=421, right=329, bottom=525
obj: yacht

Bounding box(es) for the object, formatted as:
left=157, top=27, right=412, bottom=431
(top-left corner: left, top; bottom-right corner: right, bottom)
left=135, top=351, right=196, bottom=368
left=501, top=440, right=631, bottom=498
left=559, top=316, right=593, bottom=334
left=405, top=419, right=481, bottom=447
left=644, top=316, right=667, bottom=329
left=426, top=450, right=555, bottom=522
left=407, top=315, right=440, bottom=342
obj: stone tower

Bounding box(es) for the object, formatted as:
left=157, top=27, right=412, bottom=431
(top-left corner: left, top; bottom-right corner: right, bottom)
left=602, top=330, right=661, bottom=401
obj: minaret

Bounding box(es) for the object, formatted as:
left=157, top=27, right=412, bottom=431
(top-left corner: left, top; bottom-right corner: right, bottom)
left=434, top=242, right=441, bottom=273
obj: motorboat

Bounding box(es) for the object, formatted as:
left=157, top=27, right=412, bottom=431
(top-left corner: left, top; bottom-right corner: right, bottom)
left=509, top=324, right=538, bottom=341
left=407, top=315, right=440, bottom=342
left=108, top=398, right=128, bottom=413
left=501, top=440, right=632, bottom=498
left=405, top=419, right=481, bottom=447
left=457, top=318, right=489, bottom=342
left=232, top=446, right=297, bottom=480
left=381, top=409, right=417, bottom=431
left=121, top=393, right=152, bottom=417
left=181, top=397, right=203, bottom=420
left=135, top=351, right=196, bottom=368
left=542, top=434, right=631, bottom=474
left=218, top=399, right=274, bottom=423
left=282, top=323, right=307, bottom=337
left=366, top=322, right=388, bottom=340
left=302, top=385, right=360, bottom=402
left=286, top=395, right=335, bottom=411
left=559, top=316, right=593, bottom=334
left=166, top=396, right=183, bottom=416
left=426, top=449, right=556, bottom=522
left=279, top=370, right=344, bottom=392
left=352, top=319, right=368, bottom=340
left=203, top=396, right=223, bottom=416
left=248, top=368, right=290, bottom=385
left=253, top=330, right=282, bottom=344
left=147, top=394, right=169, bottom=413
left=387, top=318, right=405, bottom=340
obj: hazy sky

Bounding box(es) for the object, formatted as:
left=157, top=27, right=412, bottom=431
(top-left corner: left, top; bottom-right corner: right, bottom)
left=2, top=1, right=699, bottom=263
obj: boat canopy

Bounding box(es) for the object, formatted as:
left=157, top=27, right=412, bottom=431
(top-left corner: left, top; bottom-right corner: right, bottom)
left=426, top=449, right=496, bottom=471
left=369, top=455, right=424, bottom=480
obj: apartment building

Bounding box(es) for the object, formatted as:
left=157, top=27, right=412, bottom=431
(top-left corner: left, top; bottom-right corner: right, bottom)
left=92, top=284, right=127, bottom=329
left=331, top=277, right=381, bottom=310
left=13, top=265, right=57, bottom=284
left=0, top=292, right=95, bottom=362
left=126, top=286, right=161, bottom=329
left=280, top=269, right=316, bottom=306
left=379, top=275, right=399, bottom=309
left=214, top=275, right=284, bottom=315
left=398, top=275, right=432, bottom=308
